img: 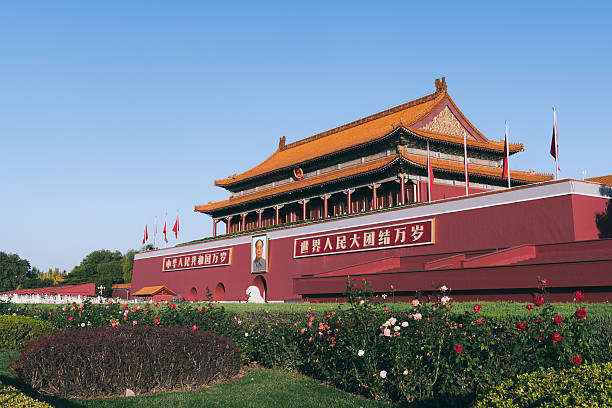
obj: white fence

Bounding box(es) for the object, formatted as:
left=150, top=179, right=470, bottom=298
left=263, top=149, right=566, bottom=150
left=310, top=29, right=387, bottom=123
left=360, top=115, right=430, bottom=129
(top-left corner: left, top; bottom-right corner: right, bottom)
left=0, top=293, right=137, bottom=305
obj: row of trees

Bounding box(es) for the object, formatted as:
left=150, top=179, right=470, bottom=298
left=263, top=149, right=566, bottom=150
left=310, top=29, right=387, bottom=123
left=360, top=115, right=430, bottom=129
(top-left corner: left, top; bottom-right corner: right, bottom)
left=0, top=248, right=139, bottom=297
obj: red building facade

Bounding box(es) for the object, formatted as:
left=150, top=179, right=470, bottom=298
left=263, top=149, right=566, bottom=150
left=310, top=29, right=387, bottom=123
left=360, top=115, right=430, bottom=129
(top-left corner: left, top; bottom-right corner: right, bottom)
left=132, top=79, right=612, bottom=302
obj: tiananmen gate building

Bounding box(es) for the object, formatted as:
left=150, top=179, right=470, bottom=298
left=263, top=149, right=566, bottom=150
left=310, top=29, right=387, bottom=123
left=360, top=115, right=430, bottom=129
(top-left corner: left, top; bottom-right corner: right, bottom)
left=132, top=78, right=612, bottom=302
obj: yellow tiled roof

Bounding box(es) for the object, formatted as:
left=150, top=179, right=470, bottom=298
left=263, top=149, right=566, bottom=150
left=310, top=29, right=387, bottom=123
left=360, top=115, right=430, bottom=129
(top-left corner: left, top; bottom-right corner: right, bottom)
left=215, top=78, right=524, bottom=188
left=195, top=153, right=552, bottom=213
left=132, top=285, right=177, bottom=296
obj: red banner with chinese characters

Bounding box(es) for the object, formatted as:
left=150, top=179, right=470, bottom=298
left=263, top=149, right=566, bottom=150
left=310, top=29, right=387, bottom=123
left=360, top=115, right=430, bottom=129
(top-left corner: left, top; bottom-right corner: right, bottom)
left=293, top=219, right=434, bottom=258
left=162, top=248, right=232, bottom=272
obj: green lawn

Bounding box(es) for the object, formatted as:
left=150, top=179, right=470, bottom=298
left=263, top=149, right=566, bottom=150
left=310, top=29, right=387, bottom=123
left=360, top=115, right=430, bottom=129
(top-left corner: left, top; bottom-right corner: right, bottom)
left=213, top=300, right=612, bottom=319
left=0, top=350, right=391, bottom=408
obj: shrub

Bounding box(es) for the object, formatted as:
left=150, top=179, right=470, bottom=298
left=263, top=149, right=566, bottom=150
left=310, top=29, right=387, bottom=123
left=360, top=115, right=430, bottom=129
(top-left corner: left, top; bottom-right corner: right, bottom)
left=0, top=380, right=52, bottom=408
left=11, top=326, right=240, bottom=399
left=472, top=362, right=612, bottom=407
left=0, top=316, right=52, bottom=349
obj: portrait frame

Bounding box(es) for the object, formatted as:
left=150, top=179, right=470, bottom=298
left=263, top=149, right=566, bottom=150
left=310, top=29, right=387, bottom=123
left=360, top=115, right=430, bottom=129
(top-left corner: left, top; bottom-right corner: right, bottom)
left=251, top=234, right=268, bottom=274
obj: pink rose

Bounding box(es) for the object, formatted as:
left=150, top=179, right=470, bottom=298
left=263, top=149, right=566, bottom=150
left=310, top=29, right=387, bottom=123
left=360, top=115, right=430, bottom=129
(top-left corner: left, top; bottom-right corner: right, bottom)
left=154, top=318, right=160, bottom=325
left=379, top=370, right=387, bottom=378
left=192, top=325, right=198, bottom=330
left=68, top=316, right=73, bottom=321
left=411, top=299, right=420, bottom=307
left=453, top=344, right=462, bottom=354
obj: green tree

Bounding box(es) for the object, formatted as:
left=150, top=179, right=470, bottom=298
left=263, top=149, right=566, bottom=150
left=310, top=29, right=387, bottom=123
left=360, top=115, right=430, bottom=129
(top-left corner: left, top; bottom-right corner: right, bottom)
left=65, top=250, right=124, bottom=287
left=0, top=252, right=34, bottom=292
left=122, top=250, right=136, bottom=283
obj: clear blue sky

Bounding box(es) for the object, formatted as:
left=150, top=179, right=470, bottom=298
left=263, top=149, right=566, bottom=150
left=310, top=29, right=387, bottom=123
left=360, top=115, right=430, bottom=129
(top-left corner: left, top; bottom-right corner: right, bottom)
left=1, top=1, right=610, bottom=273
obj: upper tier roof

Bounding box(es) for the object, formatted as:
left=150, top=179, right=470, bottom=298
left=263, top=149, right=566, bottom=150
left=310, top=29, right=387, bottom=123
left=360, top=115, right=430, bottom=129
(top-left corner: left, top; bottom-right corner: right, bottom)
left=215, top=77, right=524, bottom=188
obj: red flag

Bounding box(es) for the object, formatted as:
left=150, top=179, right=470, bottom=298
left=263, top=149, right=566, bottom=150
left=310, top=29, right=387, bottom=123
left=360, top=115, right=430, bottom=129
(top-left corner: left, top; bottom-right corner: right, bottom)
left=142, top=224, right=148, bottom=245
left=163, top=216, right=168, bottom=243
left=463, top=132, right=469, bottom=195
left=427, top=141, right=434, bottom=202
left=550, top=107, right=559, bottom=176
left=172, top=215, right=179, bottom=239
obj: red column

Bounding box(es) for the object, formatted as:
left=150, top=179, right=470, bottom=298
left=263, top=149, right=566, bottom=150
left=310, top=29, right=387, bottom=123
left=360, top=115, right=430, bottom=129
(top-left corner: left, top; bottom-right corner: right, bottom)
left=257, top=210, right=262, bottom=228
left=275, top=206, right=280, bottom=224
left=346, top=189, right=352, bottom=214
left=241, top=213, right=246, bottom=232
left=213, top=219, right=217, bottom=237
left=302, top=200, right=308, bottom=220
left=372, top=184, right=378, bottom=210
left=323, top=195, right=329, bottom=217
left=226, top=216, right=231, bottom=234
left=400, top=176, right=405, bottom=205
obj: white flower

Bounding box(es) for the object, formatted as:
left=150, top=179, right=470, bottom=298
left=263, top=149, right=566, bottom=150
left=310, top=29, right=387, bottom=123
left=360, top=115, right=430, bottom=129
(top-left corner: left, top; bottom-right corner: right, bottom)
left=380, top=370, right=387, bottom=378
left=441, top=296, right=450, bottom=305
left=382, top=321, right=391, bottom=328
left=358, top=349, right=365, bottom=357
left=244, top=332, right=249, bottom=337
left=359, top=300, right=365, bottom=305
left=394, top=326, right=400, bottom=331
left=440, top=285, right=448, bottom=291
left=403, top=369, right=409, bottom=375
left=413, top=313, right=422, bottom=320
left=388, top=317, right=397, bottom=325
left=401, top=321, right=409, bottom=327
left=80, top=323, right=85, bottom=327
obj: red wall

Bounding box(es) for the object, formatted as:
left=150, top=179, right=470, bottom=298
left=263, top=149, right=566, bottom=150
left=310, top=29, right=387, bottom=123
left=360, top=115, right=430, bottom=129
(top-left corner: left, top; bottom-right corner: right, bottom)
left=133, top=189, right=606, bottom=302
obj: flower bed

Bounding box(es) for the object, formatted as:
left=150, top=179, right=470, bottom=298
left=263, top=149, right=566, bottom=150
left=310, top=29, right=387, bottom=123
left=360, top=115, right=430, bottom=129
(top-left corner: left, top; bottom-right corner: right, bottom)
left=1, top=280, right=610, bottom=404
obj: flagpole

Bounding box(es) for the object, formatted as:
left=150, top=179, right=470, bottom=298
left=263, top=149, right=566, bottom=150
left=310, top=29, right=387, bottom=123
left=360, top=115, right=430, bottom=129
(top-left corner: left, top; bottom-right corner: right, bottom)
left=506, top=120, right=511, bottom=188
left=427, top=141, right=432, bottom=202
left=463, top=131, right=469, bottom=196
left=553, top=106, right=559, bottom=180
left=153, top=216, right=157, bottom=248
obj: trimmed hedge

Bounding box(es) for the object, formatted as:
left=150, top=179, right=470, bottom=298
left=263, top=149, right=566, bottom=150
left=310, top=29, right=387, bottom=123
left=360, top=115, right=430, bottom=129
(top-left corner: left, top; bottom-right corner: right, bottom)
left=0, top=316, right=52, bottom=350
left=473, top=362, right=612, bottom=407
left=0, top=380, right=52, bottom=408
left=11, top=326, right=241, bottom=399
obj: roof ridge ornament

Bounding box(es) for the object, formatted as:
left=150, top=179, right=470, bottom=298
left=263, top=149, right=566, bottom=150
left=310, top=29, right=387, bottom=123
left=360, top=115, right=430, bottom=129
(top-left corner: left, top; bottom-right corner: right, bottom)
left=279, top=136, right=286, bottom=151
left=435, top=77, right=447, bottom=93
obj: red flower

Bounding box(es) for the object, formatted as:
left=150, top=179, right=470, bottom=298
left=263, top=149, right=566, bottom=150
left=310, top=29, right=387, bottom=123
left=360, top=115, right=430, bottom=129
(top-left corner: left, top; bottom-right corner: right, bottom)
left=535, top=318, right=541, bottom=323
left=554, top=315, right=563, bottom=325
left=192, top=325, right=198, bottom=331
left=477, top=318, right=484, bottom=325
left=533, top=295, right=545, bottom=307
left=515, top=322, right=528, bottom=331
left=453, top=344, right=463, bottom=354
left=154, top=302, right=159, bottom=308
left=571, top=356, right=583, bottom=366
left=575, top=308, right=587, bottom=319
left=169, top=303, right=175, bottom=310
left=154, top=318, right=160, bottom=325
left=526, top=304, right=533, bottom=310
left=574, top=291, right=585, bottom=301
left=201, top=306, right=206, bottom=312
left=68, top=316, right=73, bottom=321
left=473, top=304, right=482, bottom=313
left=552, top=333, right=562, bottom=344
left=540, top=279, right=548, bottom=285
